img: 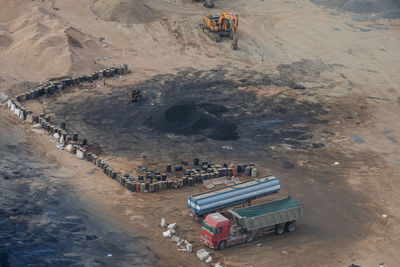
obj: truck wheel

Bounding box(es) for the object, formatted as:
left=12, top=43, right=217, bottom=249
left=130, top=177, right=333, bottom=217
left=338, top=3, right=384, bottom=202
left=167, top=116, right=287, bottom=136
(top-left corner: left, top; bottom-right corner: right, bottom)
left=218, top=240, right=226, bottom=250
left=245, top=232, right=254, bottom=242
left=275, top=225, right=285, bottom=235
left=286, top=221, right=296, bottom=233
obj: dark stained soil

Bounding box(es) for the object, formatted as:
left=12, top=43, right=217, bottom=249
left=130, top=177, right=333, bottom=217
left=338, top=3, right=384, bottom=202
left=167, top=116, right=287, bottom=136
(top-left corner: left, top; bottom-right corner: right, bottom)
left=0, top=115, right=156, bottom=267
left=311, top=0, right=400, bottom=19
left=44, top=67, right=330, bottom=162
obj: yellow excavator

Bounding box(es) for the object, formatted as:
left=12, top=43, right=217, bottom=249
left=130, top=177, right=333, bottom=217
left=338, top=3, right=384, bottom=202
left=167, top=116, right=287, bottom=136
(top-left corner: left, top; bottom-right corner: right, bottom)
left=203, top=11, right=239, bottom=50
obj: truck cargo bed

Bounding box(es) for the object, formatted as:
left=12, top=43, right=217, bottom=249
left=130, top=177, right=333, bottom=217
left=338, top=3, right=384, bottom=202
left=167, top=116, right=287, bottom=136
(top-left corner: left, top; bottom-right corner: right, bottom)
left=229, top=197, right=303, bottom=231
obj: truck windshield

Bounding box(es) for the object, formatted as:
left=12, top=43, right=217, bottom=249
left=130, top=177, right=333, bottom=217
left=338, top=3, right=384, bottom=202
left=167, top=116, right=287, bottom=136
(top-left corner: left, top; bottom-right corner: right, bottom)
left=202, top=221, right=215, bottom=235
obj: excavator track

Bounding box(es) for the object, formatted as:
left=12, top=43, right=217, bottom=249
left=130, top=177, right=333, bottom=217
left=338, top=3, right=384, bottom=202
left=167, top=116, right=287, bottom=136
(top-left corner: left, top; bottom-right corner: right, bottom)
left=203, top=27, right=221, bottom=42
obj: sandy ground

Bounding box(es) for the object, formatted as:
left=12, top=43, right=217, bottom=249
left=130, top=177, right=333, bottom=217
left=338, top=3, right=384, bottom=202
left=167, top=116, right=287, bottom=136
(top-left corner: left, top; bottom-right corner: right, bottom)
left=1, top=0, right=400, bottom=266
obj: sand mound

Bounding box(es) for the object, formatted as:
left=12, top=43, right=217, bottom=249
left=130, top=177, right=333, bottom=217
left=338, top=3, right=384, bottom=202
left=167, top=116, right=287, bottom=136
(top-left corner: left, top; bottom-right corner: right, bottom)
left=64, top=26, right=103, bottom=74
left=0, top=0, right=20, bottom=23
left=0, top=2, right=103, bottom=81
left=311, top=0, right=400, bottom=18
left=90, top=0, right=157, bottom=24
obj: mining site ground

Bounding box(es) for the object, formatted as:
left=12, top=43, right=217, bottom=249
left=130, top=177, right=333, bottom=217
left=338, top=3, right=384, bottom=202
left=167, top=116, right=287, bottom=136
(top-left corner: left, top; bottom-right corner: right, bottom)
left=1, top=0, right=400, bottom=266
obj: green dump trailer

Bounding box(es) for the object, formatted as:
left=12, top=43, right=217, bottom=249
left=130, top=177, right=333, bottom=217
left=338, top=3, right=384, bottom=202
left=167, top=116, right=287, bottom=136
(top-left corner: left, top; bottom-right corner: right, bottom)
left=229, top=196, right=303, bottom=236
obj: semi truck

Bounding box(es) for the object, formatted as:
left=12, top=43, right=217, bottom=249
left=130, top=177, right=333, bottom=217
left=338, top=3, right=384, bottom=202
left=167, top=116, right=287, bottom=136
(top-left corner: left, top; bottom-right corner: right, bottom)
left=200, top=196, right=303, bottom=249
left=188, top=176, right=280, bottom=219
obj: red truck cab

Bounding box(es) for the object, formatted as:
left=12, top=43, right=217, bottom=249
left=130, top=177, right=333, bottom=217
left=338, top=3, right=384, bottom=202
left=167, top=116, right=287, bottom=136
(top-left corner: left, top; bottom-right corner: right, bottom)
left=200, top=213, right=231, bottom=249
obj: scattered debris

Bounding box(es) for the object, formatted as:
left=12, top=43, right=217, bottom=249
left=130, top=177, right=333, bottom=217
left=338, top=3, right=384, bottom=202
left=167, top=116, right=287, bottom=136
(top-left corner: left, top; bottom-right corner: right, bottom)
left=386, top=136, right=397, bottom=143
left=351, top=135, right=365, bottom=143
left=163, top=229, right=172, bottom=238
left=334, top=162, right=340, bottom=165
left=107, top=253, right=112, bottom=257
left=203, top=179, right=215, bottom=189
left=76, top=150, right=85, bottom=159
left=367, top=96, right=391, bottom=102
left=256, top=243, right=262, bottom=247
left=197, top=249, right=210, bottom=261
left=168, top=223, right=177, bottom=230
left=102, top=44, right=107, bottom=48
left=214, top=263, right=224, bottom=267
left=160, top=217, right=167, bottom=228
left=171, top=235, right=180, bottom=243
left=31, top=128, right=44, bottom=134
left=65, top=144, right=73, bottom=152
left=87, top=168, right=98, bottom=175
left=56, top=142, right=64, bottom=150
left=222, top=145, right=233, bottom=150
left=382, top=214, right=387, bottom=218
left=185, top=240, right=193, bottom=253
left=205, top=256, right=212, bottom=263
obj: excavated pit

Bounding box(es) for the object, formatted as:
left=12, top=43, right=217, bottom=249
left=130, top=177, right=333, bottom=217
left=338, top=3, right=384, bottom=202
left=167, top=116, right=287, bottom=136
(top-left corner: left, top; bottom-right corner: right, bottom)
left=42, top=67, right=331, bottom=162
left=151, top=102, right=238, bottom=141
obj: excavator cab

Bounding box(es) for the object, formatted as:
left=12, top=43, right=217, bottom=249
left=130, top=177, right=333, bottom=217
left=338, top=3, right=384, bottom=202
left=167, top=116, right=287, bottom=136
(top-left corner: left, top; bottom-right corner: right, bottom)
left=203, top=12, right=239, bottom=49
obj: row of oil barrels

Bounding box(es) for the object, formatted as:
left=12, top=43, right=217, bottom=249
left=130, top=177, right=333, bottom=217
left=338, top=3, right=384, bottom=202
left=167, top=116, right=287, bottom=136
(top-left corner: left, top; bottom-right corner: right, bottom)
left=164, top=159, right=257, bottom=179
left=117, top=175, right=207, bottom=192
left=6, top=100, right=90, bottom=160
left=13, top=64, right=128, bottom=103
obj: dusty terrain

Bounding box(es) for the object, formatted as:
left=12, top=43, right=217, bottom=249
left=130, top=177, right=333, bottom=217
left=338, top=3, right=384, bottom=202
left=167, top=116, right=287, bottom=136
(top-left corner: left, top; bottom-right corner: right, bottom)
left=1, top=0, right=400, bottom=266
